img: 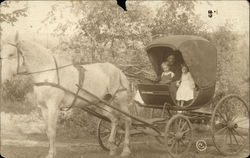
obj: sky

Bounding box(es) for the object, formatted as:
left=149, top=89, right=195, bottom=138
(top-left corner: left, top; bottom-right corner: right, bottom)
left=2, top=1, right=249, bottom=37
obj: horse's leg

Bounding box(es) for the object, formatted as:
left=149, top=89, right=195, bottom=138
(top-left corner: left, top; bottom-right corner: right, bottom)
left=108, top=114, right=119, bottom=155
left=121, top=109, right=132, bottom=157
left=116, top=91, right=132, bottom=157
left=39, top=104, right=48, bottom=133
left=45, top=101, right=59, bottom=158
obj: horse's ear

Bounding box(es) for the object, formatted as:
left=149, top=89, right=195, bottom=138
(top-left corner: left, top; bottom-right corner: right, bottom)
left=15, top=31, right=19, bottom=43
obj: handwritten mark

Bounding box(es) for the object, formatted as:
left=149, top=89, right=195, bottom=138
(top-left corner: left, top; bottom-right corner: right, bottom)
left=196, top=139, right=207, bottom=151
left=208, top=9, right=218, bottom=18
left=117, top=0, right=127, bottom=11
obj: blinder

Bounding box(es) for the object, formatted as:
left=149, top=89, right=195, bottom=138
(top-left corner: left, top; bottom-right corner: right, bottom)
left=7, top=42, right=27, bottom=75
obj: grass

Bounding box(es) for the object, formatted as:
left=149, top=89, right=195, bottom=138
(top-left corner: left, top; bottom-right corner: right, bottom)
left=1, top=133, right=249, bottom=158
left=2, top=143, right=249, bottom=158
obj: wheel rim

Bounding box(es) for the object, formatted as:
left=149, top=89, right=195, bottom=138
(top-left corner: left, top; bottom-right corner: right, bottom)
left=211, top=95, right=249, bottom=155
left=165, top=114, right=193, bottom=157
left=97, top=119, right=123, bottom=151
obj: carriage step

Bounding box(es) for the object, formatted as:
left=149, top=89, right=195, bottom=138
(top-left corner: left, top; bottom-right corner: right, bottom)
left=191, top=108, right=212, bottom=115
left=133, top=117, right=167, bottom=125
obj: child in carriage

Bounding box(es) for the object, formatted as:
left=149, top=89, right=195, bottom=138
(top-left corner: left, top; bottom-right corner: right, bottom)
left=176, top=64, right=195, bottom=107
left=159, top=61, right=175, bottom=84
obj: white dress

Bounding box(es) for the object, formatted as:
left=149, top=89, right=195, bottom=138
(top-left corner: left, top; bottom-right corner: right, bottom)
left=176, top=72, right=195, bottom=101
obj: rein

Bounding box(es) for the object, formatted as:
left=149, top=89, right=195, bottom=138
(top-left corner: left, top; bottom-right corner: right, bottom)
left=4, top=42, right=128, bottom=113
left=5, top=42, right=74, bottom=77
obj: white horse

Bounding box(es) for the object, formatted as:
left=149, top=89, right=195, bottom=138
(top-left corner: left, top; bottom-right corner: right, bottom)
left=1, top=33, right=132, bottom=157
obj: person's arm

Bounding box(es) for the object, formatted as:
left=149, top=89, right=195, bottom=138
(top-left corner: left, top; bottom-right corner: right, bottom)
left=155, top=75, right=161, bottom=83
left=171, top=72, right=175, bottom=78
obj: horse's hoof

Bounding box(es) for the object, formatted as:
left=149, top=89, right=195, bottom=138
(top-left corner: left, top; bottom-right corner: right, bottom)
left=45, top=153, right=55, bottom=158
left=109, top=149, right=117, bottom=156
left=120, top=151, right=131, bottom=157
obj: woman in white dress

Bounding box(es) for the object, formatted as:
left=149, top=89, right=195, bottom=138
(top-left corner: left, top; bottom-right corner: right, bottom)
left=176, top=65, right=195, bottom=107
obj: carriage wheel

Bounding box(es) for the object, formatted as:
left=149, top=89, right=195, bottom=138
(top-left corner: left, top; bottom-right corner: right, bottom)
left=165, top=114, right=193, bottom=157
left=97, top=119, right=124, bottom=151
left=154, top=122, right=166, bottom=144
left=211, top=94, right=249, bottom=155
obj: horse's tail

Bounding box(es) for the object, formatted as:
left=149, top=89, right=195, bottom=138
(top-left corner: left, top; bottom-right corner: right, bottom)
left=118, top=70, right=137, bottom=104
left=118, top=70, right=129, bottom=90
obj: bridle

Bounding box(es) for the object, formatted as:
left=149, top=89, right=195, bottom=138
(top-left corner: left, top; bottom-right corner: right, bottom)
left=2, top=42, right=74, bottom=84
left=7, top=42, right=27, bottom=75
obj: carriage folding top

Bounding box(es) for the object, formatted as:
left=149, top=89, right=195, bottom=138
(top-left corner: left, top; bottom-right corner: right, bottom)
left=138, top=35, right=217, bottom=109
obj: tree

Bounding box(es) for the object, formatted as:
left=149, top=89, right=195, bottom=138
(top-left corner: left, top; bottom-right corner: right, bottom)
left=0, top=1, right=28, bottom=34
left=151, top=0, right=205, bottom=36
left=42, top=1, right=154, bottom=73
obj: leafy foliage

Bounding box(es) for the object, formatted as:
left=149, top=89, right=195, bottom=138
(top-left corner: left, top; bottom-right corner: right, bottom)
left=152, top=0, right=204, bottom=36
left=2, top=76, right=35, bottom=114
left=2, top=76, right=33, bottom=102
left=0, top=1, right=28, bottom=34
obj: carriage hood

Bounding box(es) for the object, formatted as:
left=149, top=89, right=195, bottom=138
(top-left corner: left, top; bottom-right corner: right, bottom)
left=146, top=35, right=217, bottom=88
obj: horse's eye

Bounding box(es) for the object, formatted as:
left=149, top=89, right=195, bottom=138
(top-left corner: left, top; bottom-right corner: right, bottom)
left=9, top=54, right=15, bottom=58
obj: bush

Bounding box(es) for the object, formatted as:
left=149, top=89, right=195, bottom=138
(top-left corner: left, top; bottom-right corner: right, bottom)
left=2, top=76, right=35, bottom=114
left=58, top=108, right=98, bottom=138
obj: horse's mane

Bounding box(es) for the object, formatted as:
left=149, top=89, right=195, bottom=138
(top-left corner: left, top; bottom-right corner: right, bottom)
left=20, top=39, right=72, bottom=66
left=2, top=33, right=72, bottom=65
left=21, top=39, right=51, bottom=55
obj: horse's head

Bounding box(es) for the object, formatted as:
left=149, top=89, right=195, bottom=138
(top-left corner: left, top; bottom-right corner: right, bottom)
left=1, top=32, right=26, bottom=82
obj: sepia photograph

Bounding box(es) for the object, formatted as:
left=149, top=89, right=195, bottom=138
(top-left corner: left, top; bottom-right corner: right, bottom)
left=0, top=1, right=249, bottom=158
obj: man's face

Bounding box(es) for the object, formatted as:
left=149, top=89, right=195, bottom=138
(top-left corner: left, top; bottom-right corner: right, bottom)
left=167, top=55, right=175, bottom=65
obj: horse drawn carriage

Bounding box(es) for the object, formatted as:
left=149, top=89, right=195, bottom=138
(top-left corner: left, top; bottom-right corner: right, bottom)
left=96, top=35, right=249, bottom=157
left=2, top=34, right=248, bottom=158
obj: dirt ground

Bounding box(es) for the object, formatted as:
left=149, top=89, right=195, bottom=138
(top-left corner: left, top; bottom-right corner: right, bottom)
left=1, top=133, right=249, bottom=158
left=1, top=112, right=249, bottom=158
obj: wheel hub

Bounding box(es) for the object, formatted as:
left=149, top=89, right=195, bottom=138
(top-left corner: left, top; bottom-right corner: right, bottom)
left=175, top=132, right=183, bottom=140
left=227, top=121, right=238, bottom=129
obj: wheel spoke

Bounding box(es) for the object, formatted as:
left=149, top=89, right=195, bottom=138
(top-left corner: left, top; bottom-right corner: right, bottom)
left=227, top=110, right=233, bottom=121
left=180, top=122, right=187, bottom=132
left=101, top=125, right=111, bottom=130
left=214, top=126, right=227, bottom=135
left=230, top=130, right=239, bottom=145
left=170, top=140, right=176, bottom=152
left=224, top=130, right=229, bottom=145
left=232, top=128, right=246, bottom=142
left=231, top=115, right=238, bottom=122
left=100, top=131, right=110, bottom=135
left=229, top=131, right=232, bottom=145
left=217, top=110, right=227, bottom=124
left=175, top=140, right=178, bottom=153
left=237, top=127, right=249, bottom=129
left=168, top=137, right=175, bottom=144
left=180, top=139, right=185, bottom=146
left=182, top=128, right=190, bottom=134
left=235, top=118, right=248, bottom=124
left=222, top=103, right=231, bottom=121
left=102, top=134, right=110, bottom=140
left=168, top=131, right=175, bottom=136
left=178, top=119, right=182, bottom=131
left=174, top=120, right=178, bottom=132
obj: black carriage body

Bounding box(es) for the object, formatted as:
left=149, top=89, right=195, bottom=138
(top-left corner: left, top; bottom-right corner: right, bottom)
left=137, top=83, right=175, bottom=106
left=140, top=35, right=217, bottom=110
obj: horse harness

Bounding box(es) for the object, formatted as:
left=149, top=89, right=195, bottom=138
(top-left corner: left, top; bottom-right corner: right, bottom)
left=5, top=42, right=127, bottom=111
